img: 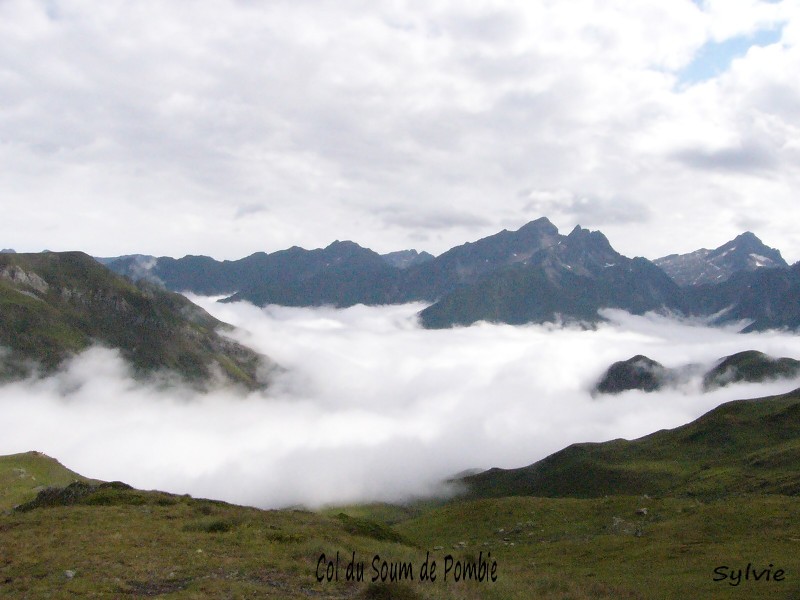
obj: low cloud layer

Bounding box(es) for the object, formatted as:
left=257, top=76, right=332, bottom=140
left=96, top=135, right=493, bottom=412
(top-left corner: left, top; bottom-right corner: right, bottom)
left=3, top=300, right=800, bottom=509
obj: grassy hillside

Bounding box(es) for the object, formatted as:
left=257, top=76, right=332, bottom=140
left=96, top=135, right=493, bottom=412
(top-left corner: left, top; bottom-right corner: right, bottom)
left=0, top=251, right=274, bottom=389
left=464, top=387, right=800, bottom=500
left=0, top=451, right=97, bottom=511
left=2, top=457, right=798, bottom=598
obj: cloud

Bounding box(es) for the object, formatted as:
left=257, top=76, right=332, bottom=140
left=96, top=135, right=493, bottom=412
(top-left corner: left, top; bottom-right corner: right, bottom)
left=2, top=1, right=800, bottom=261
left=522, top=189, right=652, bottom=227
left=672, top=139, right=779, bottom=173
left=375, top=205, right=493, bottom=231
left=3, top=299, right=800, bottom=509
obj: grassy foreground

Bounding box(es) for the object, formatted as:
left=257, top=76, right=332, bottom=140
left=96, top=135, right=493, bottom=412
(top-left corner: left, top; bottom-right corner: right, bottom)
left=1, top=460, right=798, bottom=598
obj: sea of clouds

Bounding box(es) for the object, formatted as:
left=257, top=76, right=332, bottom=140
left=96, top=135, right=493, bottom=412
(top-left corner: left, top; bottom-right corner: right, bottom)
left=2, top=298, right=800, bottom=509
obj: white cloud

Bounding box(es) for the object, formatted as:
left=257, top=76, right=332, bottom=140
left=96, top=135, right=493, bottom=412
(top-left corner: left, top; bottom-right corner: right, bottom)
left=0, top=1, right=799, bottom=261
left=2, top=300, right=800, bottom=509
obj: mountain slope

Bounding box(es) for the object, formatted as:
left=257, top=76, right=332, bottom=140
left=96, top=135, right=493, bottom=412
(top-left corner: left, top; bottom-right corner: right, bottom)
left=397, top=216, right=563, bottom=302
left=687, top=262, right=800, bottom=331
left=419, top=226, right=686, bottom=328
left=654, top=231, right=787, bottom=286
left=702, top=350, right=800, bottom=390
left=0, top=251, right=274, bottom=388
left=0, top=451, right=98, bottom=511
left=594, top=355, right=670, bottom=394
left=464, top=387, right=800, bottom=499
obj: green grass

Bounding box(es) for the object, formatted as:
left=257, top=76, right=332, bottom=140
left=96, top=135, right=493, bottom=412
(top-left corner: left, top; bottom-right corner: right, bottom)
left=0, top=451, right=97, bottom=511
left=4, top=478, right=798, bottom=598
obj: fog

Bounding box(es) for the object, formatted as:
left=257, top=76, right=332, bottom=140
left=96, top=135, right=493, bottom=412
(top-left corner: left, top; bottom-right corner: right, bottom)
left=2, top=299, right=800, bottom=509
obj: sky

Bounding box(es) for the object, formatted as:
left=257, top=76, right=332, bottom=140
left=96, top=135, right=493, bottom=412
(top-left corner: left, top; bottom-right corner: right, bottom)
left=1, top=0, right=800, bottom=262
left=2, top=300, right=800, bottom=509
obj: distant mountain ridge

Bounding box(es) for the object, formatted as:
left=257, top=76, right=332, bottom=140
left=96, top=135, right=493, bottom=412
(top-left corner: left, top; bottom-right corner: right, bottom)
left=99, top=218, right=800, bottom=332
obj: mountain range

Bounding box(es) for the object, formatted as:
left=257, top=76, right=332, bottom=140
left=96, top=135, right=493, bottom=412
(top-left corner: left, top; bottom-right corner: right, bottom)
left=100, top=217, right=799, bottom=332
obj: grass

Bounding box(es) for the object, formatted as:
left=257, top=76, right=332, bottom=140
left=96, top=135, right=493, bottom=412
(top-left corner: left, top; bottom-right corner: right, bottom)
left=0, top=451, right=97, bottom=511
left=2, top=464, right=799, bottom=598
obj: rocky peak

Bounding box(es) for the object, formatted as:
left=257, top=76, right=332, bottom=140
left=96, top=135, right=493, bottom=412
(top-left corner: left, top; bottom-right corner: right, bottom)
left=655, top=231, right=787, bottom=286
left=381, top=249, right=435, bottom=269
left=559, top=226, right=620, bottom=267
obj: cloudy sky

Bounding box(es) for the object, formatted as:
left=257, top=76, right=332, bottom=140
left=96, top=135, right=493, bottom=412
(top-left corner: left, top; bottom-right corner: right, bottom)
left=1, top=0, right=799, bottom=262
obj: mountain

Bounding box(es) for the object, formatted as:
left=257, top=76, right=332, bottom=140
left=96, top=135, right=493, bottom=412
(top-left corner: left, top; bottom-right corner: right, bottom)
left=105, top=253, right=263, bottom=295
left=654, top=231, right=787, bottom=286
left=98, top=219, right=799, bottom=332
left=221, top=241, right=403, bottom=307
left=104, top=218, right=565, bottom=307
left=418, top=225, right=686, bottom=328
left=687, top=262, right=800, bottom=332
left=702, top=350, right=800, bottom=390
left=594, top=355, right=670, bottom=394
left=593, top=350, right=800, bottom=395
left=463, top=386, right=800, bottom=499
left=397, top=217, right=563, bottom=302
left=380, top=249, right=434, bottom=269
left=0, top=251, right=274, bottom=389
left=106, top=243, right=406, bottom=307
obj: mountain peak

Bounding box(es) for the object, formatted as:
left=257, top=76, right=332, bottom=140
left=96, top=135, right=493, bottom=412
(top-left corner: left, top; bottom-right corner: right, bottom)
left=518, top=217, right=559, bottom=234
left=324, top=240, right=372, bottom=256
left=735, top=231, right=759, bottom=242
left=655, top=231, right=788, bottom=286
left=565, top=225, right=614, bottom=252
left=381, top=249, right=434, bottom=269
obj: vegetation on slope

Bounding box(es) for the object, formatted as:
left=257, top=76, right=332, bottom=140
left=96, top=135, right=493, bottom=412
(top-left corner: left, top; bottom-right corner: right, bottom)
left=464, top=387, right=800, bottom=499
left=0, top=251, right=274, bottom=389
left=703, top=350, right=800, bottom=390
left=2, top=462, right=798, bottom=598
left=0, top=451, right=97, bottom=511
